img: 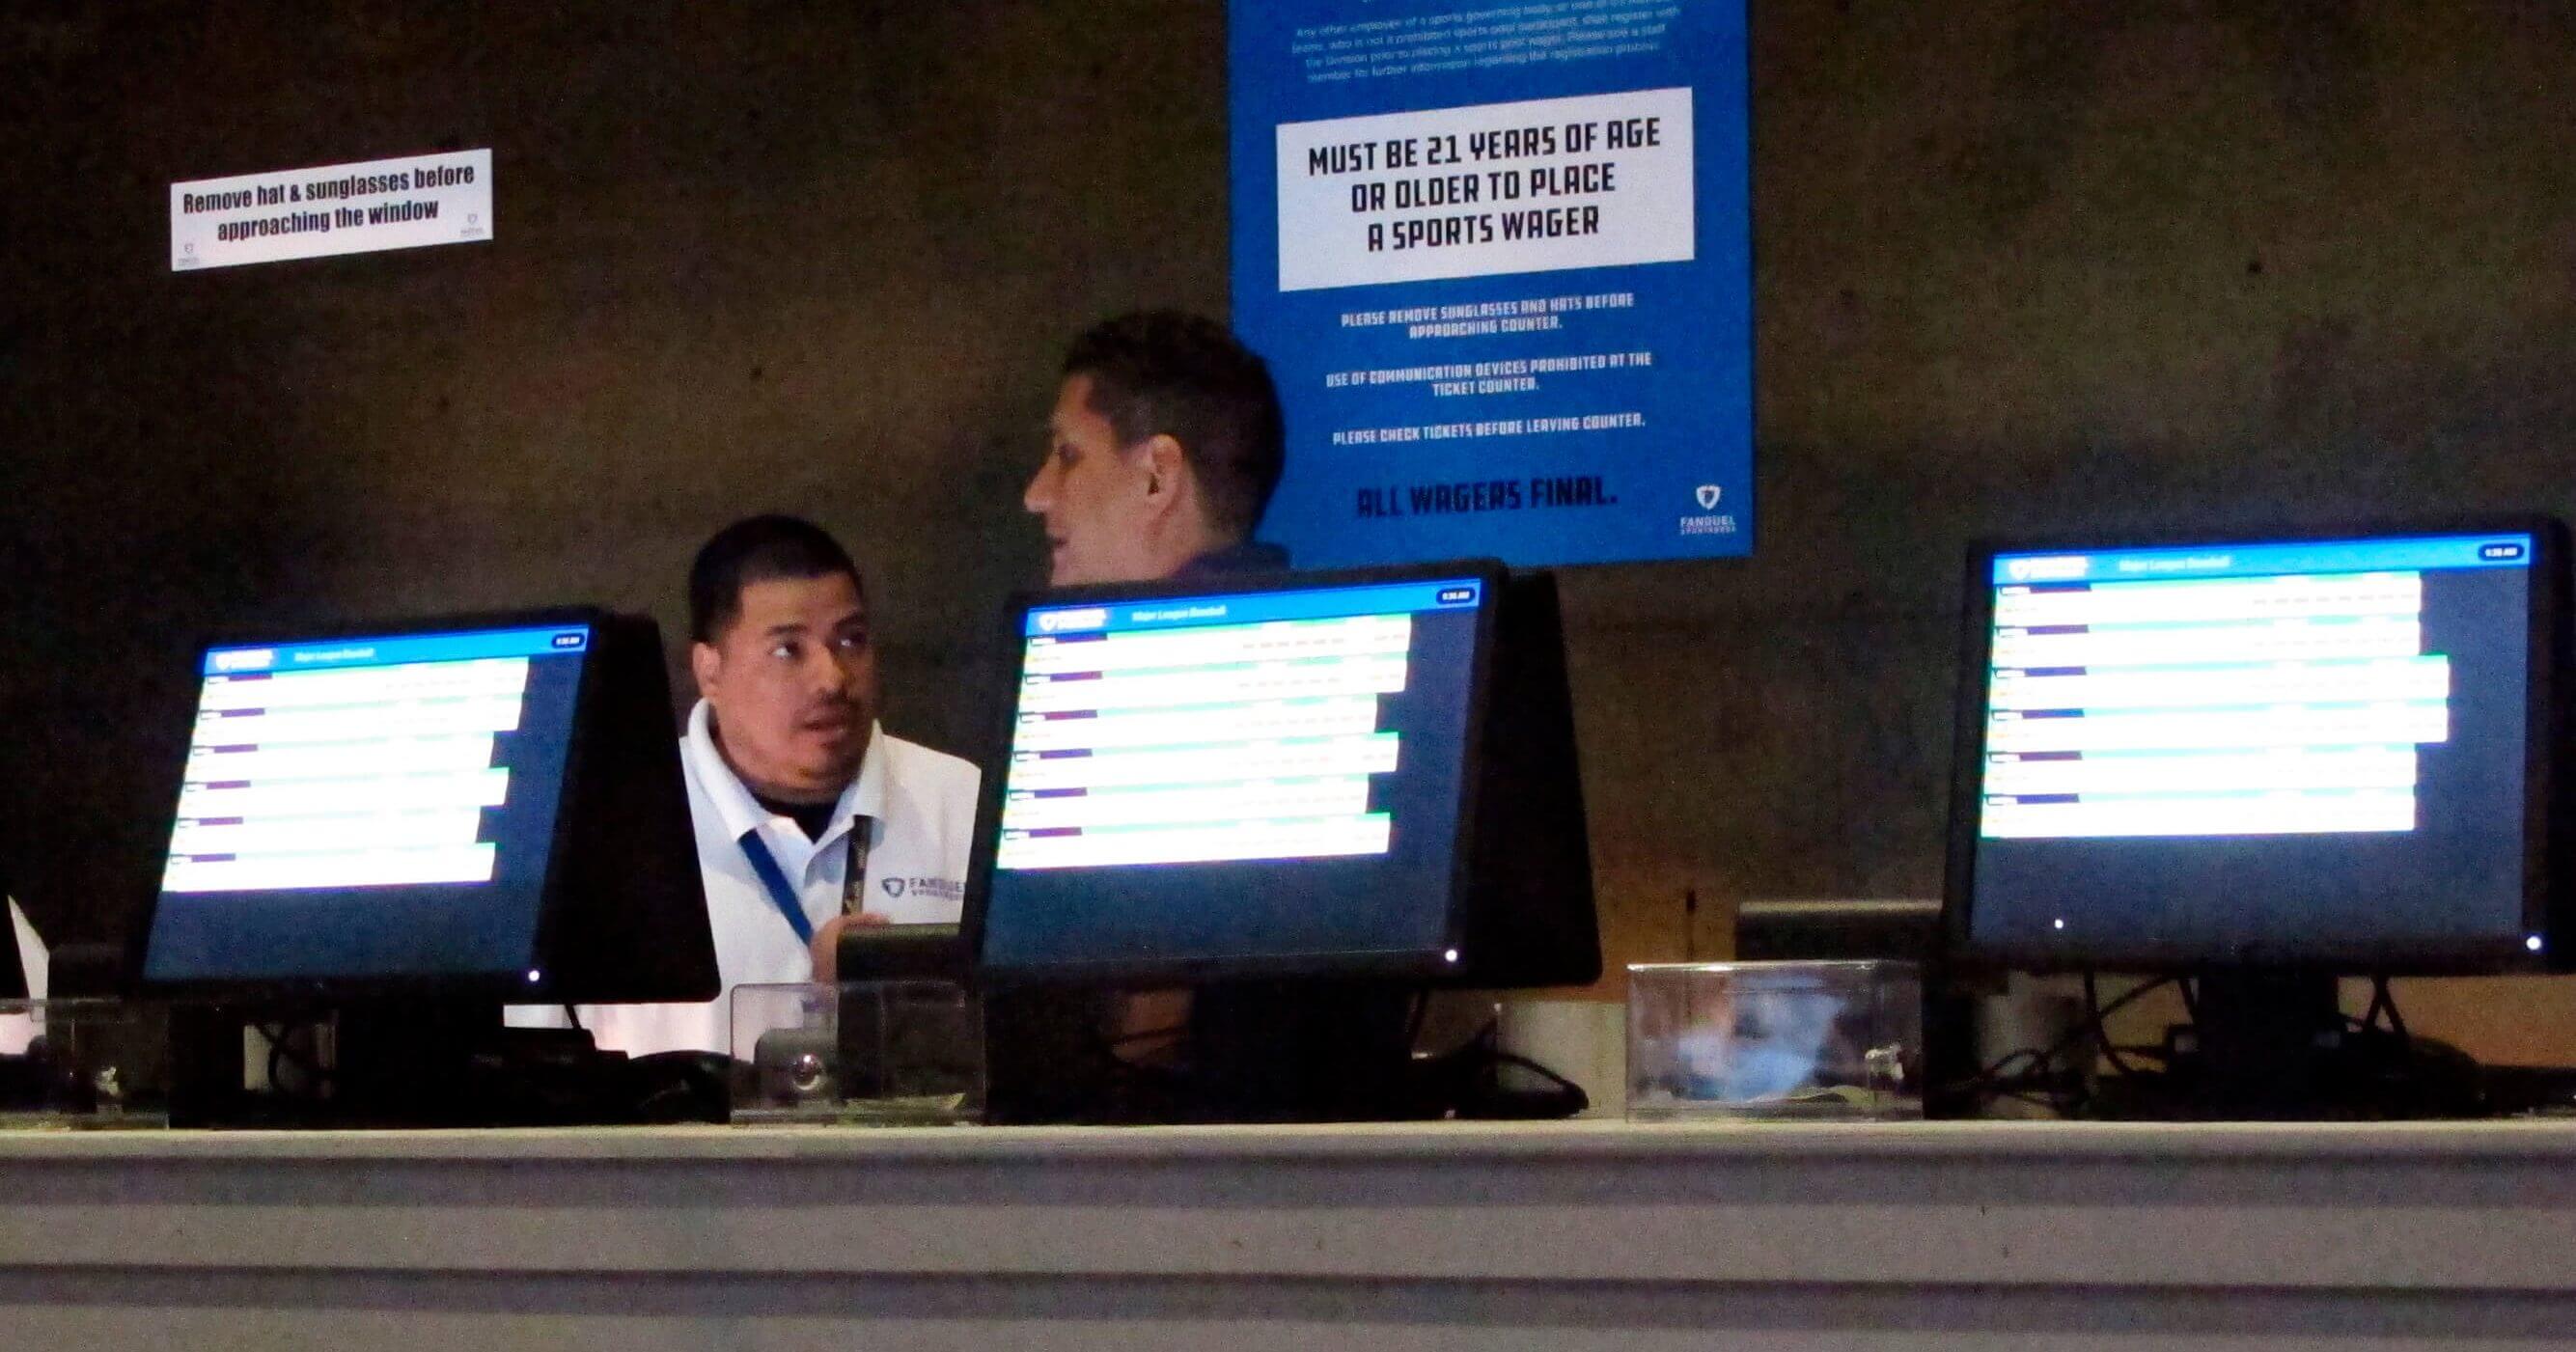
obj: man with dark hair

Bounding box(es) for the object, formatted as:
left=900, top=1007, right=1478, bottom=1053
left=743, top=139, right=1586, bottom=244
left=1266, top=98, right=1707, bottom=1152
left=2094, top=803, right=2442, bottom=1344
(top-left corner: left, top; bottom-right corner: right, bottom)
left=526, top=514, right=980, bottom=1056
left=1024, top=310, right=1289, bottom=584
left=996, top=317, right=1292, bottom=1115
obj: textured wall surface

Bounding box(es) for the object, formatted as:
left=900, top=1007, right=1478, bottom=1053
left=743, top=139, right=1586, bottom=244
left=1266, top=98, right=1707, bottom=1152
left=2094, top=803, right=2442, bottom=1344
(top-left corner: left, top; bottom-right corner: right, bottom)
left=5, top=3, right=2574, bottom=1055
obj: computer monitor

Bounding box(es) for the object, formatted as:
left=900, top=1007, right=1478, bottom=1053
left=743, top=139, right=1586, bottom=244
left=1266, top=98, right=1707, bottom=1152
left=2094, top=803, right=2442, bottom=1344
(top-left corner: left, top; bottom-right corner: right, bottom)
left=970, top=561, right=1595, bottom=991
left=1946, top=518, right=2570, bottom=1115
left=135, top=608, right=715, bottom=1125
left=137, top=609, right=713, bottom=1005
left=968, top=562, right=1597, bottom=1121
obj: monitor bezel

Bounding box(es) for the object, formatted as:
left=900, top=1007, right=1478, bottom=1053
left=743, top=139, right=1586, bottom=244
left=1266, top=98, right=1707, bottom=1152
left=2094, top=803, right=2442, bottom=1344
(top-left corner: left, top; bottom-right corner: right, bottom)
left=965, top=559, right=1510, bottom=989
left=1943, top=514, right=2569, bottom=976
left=132, top=606, right=615, bottom=1004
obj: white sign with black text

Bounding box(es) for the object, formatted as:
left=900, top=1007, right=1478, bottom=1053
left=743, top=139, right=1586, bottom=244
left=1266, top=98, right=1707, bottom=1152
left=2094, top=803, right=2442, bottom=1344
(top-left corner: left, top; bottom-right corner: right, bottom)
left=171, top=149, right=492, bottom=272
left=1274, top=88, right=1693, bottom=292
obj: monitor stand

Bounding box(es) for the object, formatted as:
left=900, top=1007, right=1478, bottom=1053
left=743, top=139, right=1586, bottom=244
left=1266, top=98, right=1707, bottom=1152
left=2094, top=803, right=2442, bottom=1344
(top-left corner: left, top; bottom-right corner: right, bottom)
left=168, top=1003, right=712, bottom=1127
left=1178, top=981, right=1595, bottom=1122
left=981, top=981, right=1595, bottom=1124
left=2093, top=973, right=2484, bottom=1120
left=1180, top=980, right=1424, bottom=1122
left=983, top=981, right=1441, bottom=1124
left=2178, top=973, right=2344, bottom=1117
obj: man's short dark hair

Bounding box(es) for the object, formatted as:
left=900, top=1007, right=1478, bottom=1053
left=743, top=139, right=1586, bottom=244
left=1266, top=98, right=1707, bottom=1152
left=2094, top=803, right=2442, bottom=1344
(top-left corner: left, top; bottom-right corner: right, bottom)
left=1063, top=311, right=1286, bottom=540
left=688, top=514, right=862, bottom=644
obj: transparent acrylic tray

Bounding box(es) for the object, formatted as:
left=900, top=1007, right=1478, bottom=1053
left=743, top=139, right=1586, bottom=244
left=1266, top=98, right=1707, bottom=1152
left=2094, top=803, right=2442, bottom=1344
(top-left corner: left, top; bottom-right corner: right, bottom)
left=731, top=981, right=983, bottom=1126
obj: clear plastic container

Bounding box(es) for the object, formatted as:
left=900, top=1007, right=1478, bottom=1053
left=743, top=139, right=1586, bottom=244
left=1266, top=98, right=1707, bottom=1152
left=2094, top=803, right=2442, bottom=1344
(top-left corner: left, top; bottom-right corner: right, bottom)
left=1626, top=960, right=1922, bottom=1120
left=730, top=980, right=983, bottom=1125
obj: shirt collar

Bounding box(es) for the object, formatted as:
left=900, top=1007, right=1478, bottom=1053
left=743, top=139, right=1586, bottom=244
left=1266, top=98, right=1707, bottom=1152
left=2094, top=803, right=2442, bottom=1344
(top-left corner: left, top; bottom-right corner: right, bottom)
left=685, top=699, right=885, bottom=848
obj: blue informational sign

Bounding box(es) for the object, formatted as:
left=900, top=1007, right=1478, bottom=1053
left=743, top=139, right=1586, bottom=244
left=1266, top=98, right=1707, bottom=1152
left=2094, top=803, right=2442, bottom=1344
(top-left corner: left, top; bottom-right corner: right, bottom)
left=1231, top=0, right=1752, bottom=567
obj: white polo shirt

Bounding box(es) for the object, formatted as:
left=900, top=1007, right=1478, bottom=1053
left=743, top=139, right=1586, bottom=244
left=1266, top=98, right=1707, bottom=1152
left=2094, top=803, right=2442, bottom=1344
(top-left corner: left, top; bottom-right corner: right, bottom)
left=516, top=701, right=981, bottom=1057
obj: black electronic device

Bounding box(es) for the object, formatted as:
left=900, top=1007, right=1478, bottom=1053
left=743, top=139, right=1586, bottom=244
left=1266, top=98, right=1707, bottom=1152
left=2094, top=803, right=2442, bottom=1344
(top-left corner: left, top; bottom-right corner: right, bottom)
left=136, top=609, right=715, bottom=1125
left=1944, top=518, right=2570, bottom=1117
left=836, top=922, right=970, bottom=985
left=1737, top=898, right=1944, bottom=963
left=831, top=923, right=978, bottom=1103
left=967, top=562, right=1598, bottom=1121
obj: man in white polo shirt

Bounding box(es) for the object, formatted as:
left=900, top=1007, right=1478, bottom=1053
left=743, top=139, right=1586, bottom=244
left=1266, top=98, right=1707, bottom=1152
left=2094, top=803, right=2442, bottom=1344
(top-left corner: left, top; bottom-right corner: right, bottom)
left=540, top=514, right=980, bottom=1057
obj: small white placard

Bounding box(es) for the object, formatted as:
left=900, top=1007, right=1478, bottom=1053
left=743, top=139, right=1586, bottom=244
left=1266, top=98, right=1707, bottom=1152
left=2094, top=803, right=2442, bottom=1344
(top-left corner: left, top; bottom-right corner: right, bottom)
left=171, top=149, right=493, bottom=272
left=1275, top=88, right=1693, bottom=293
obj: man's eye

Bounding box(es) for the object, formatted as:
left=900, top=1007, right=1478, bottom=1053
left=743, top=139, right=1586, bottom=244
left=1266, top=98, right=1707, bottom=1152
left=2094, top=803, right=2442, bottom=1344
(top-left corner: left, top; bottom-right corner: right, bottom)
left=770, top=642, right=799, bottom=661
left=836, top=633, right=869, bottom=651
left=1055, top=443, right=1077, bottom=467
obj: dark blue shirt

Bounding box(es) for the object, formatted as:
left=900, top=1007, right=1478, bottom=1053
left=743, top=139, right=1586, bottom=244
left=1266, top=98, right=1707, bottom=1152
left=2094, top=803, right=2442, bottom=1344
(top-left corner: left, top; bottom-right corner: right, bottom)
left=1176, top=539, right=1291, bottom=578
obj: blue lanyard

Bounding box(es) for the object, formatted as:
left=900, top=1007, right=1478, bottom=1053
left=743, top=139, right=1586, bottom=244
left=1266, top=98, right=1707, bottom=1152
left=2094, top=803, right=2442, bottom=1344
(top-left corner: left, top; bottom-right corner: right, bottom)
left=737, top=830, right=814, bottom=946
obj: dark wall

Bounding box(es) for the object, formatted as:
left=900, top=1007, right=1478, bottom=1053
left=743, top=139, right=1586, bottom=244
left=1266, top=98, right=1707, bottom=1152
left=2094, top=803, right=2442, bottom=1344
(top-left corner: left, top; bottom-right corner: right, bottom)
left=0, top=1, right=1230, bottom=937
left=7, top=3, right=2576, bottom=1051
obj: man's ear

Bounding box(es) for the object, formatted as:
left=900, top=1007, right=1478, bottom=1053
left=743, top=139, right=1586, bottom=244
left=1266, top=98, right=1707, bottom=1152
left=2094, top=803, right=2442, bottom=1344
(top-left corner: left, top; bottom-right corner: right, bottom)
left=689, top=641, right=723, bottom=702
left=1138, top=433, right=1190, bottom=514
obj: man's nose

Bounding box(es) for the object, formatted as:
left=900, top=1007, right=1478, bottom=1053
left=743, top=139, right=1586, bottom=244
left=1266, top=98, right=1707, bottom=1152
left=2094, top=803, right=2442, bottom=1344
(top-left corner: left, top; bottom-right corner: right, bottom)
left=807, top=647, right=847, bottom=693
left=1023, top=460, right=1054, bottom=513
